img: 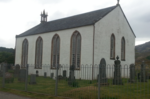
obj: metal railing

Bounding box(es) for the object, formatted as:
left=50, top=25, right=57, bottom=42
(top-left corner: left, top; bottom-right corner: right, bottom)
left=0, top=63, right=150, bottom=99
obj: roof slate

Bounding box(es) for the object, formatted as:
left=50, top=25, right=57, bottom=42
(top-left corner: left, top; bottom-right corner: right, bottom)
left=17, top=5, right=117, bottom=37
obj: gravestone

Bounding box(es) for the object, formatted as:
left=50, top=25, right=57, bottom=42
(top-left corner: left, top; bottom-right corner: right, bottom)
left=5, top=72, right=14, bottom=83
left=128, top=64, right=136, bottom=83
left=44, top=72, right=47, bottom=78
left=14, top=64, right=20, bottom=78
left=98, top=58, right=108, bottom=85
left=58, top=75, right=63, bottom=80
left=50, top=73, right=54, bottom=78
left=63, top=70, right=67, bottom=78
left=0, top=63, right=6, bottom=77
left=113, top=56, right=123, bottom=85
left=68, top=65, right=75, bottom=85
left=6, top=64, right=11, bottom=71
left=18, top=69, right=26, bottom=82
left=36, top=70, right=39, bottom=77
left=29, top=74, right=36, bottom=84
left=140, top=61, right=147, bottom=82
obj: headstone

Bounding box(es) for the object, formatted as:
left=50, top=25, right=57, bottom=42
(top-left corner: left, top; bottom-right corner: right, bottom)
left=5, top=72, right=14, bottom=83
left=140, top=61, right=147, bottom=82
left=18, top=69, right=26, bottom=82
left=98, top=58, right=108, bottom=85
left=0, top=63, right=6, bottom=77
left=50, top=73, right=54, bottom=78
left=128, top=64, right=136, bottom=83
left=36, top=70, right=39, bottom=77
left=113, top=56, right=123, bottom=85
left=58, top=75, right=63, bottom=80
left=29, top=74, right=36, bottom=84
left=44, top=72, right=47, bottom=78
left=14, top=64, right=20, bottom=78
left=68, top=65, right=75, bottom=85
left=6, top=64, right=11, bottom=71
left=63, top=70, right=67, bottom=78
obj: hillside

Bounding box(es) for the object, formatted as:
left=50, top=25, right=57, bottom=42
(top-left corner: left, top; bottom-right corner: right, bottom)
left=135, top=41, right=150, bottom=63
left=0, top=47, right=15, bottom=64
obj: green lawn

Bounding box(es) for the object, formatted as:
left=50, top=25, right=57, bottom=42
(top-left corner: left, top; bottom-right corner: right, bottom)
left=0, top=76, right=150, bottom=99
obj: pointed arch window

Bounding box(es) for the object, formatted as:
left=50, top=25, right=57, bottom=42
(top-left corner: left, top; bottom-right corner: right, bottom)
left=35, top=37, right=43, bottom=68
left=71, top=31, right=81, bottom=69
left=21, top=39, right=28, bottom=67
left=121, top=37, right=125, bottom=60
left=51, top=34, right=60, bottom=68
left=110, top=34, right=115, bottom=59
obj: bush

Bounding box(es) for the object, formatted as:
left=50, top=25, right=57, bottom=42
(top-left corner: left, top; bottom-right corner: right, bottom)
left=89, top=81, right=92, bottom=84
left=146, top=56, right=150, bottom=60
left=72, top=81, right=79, bottom=87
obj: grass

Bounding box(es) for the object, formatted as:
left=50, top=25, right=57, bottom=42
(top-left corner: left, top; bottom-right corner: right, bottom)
left=0, top=76, right=150, bottom=99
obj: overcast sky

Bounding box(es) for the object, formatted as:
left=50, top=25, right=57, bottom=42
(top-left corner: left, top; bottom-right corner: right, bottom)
left=0, top=0, right=150, bottom=48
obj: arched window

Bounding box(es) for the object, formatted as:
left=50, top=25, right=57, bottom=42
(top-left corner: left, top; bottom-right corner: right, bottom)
left=121, top=37, right=125, bottom=60
left=35, top=37, right=43, bottom=68
left=71, top=31, right=81, bottom=69
left=21, top=39, right=28, bottom=67
left=51, top=34, right=60, bottom=68
left=110, top=34, right=115, bottom=59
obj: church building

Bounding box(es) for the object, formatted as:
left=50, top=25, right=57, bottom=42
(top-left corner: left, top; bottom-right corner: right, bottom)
left=15, top=3, right=135, bottom=79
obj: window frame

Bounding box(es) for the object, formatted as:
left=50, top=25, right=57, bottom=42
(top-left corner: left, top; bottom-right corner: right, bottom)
left=51, top=34, right=60, bottom=69
left=70, top=31, right=82, bottom=70
left=121, top=37, right=125, bottom=61
left=110, top=34, right=115, bottom=60
left=35, top=36, right=43, bottom=69
left=21, top=39, right=28, bottom=68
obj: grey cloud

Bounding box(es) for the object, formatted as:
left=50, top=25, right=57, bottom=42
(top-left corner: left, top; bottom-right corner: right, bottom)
left=139, top=13, right=150, bottom=23
left=49, top=11, right=65, bottom=21
left=123, top=1, right=150, bottom=42
left=26, top=21, right=39, bottom=30
left=0, top=39, right=15, bottom=48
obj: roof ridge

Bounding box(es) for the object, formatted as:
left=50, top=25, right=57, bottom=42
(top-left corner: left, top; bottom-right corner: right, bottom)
left=47, top=5, right=117, bottom=23
left=16, top=5, right=117, bottom=37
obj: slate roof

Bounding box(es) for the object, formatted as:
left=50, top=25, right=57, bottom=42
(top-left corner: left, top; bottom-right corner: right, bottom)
left=17, top=5, right=118, bottom=37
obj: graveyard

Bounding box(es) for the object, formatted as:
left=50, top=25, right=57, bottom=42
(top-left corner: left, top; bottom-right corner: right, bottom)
left=0, top=59, right=150, bottom=99
left=0, top=73, right=150, bottom=99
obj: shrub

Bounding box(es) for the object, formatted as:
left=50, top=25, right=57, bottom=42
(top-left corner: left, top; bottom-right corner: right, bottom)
left=146, top=56, right=150, bottom=60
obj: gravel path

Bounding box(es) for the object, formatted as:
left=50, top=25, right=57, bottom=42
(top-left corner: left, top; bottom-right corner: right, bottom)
left=0, top=91, right=31, bottom=99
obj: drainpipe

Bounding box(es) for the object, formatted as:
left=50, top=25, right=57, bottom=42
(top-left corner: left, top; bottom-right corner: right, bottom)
left=92, top=24, right=95, bottom=80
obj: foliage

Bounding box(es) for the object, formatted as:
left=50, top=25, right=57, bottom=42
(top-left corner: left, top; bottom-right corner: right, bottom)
left=0, top=47, right=14, bottom=53
left=0, top=47, right=15, bottom=64
left=72, top=81, right=79, bottom=87
left=146, top=56, right=150, bottom=60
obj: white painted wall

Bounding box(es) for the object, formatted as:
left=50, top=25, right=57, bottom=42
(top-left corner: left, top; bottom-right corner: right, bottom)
left=15, top=6, right=135, bottom=79
left=15, top=25, right=94, bottom=79
left=94, top=6, right=135, bottom=78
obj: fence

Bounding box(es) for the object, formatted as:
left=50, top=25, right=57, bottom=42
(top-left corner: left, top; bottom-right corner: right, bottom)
left=0, top=62, right=150, bottom=99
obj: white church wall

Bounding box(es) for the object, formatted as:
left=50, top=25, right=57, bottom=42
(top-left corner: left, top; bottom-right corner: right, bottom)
left=94, top=6, right=135, bottom=79
left=15, top=25, right=94, bottom=79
